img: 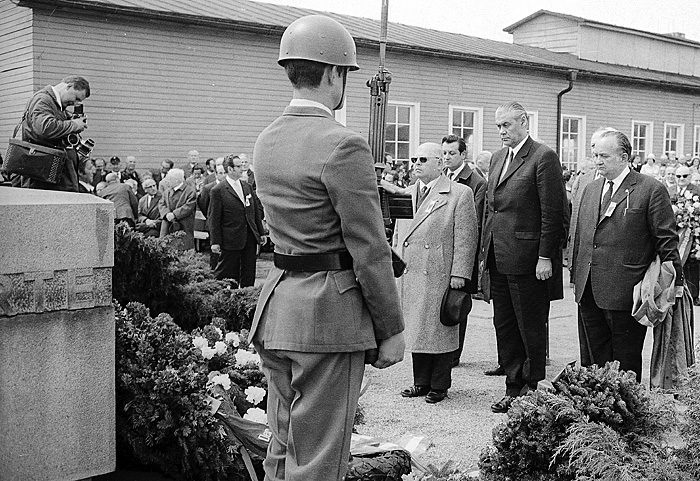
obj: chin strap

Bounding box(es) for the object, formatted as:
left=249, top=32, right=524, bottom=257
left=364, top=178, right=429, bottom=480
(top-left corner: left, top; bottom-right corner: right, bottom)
left=333, top=68, right=348, bottom=111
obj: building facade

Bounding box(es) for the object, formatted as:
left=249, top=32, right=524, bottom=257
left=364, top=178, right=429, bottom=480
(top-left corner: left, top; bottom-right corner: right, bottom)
left=2, top=1, right=700, bottom=174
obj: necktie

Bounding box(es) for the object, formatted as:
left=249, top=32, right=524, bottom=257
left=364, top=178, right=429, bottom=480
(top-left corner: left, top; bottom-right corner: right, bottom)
left=146, top=195, right=151, bottom=209
left=499, top=150, right=513, bottom=182
left=416, top=185, right=429, bottom=210
left=600, top=180, right=614, bottom=217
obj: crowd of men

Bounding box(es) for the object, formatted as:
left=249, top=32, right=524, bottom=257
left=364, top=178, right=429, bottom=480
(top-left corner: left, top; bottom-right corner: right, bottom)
left=2, top=18, right=694, bottom=480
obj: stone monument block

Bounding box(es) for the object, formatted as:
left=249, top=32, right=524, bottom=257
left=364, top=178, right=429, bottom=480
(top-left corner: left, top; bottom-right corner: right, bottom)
left=0, top=187, right=116, bottom=480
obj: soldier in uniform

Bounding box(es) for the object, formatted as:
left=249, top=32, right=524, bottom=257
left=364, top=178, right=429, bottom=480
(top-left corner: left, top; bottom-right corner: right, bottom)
left=249, top=15, right=405, bottom=481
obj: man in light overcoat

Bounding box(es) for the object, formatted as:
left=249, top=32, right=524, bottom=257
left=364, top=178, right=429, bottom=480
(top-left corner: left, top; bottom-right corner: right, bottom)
left=394, top=142, right=477, bottom=403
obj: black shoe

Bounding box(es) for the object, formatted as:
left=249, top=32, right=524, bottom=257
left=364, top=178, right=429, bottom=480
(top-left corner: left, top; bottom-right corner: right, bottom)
left=484, top=365, right=505, bottom=376
left=401, top=385, right=430, bottom=398
left=425, top=390, right=447, bottom=403
left=491, top=395, right=514, bottom=413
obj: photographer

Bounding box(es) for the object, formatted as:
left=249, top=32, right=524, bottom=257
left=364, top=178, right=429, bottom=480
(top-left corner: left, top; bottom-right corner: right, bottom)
left=11, top=76, right=91, bottom=192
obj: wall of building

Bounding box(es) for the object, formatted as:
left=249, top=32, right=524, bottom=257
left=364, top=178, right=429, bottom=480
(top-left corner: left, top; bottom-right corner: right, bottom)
left=579, top=25, right=700, bottom=76
left=0, top=0, right=35, bottom=145
left=2, top=1, right=699, bottom=175
left=510, top=15, right=579, bottom=54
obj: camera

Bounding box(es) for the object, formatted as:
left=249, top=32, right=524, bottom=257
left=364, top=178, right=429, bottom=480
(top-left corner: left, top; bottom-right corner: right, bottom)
left=65, top=104, right=95, bottom=157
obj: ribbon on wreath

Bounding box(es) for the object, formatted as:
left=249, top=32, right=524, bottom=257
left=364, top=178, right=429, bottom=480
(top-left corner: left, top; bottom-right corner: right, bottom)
left=677, top=226, right=693, bottom=267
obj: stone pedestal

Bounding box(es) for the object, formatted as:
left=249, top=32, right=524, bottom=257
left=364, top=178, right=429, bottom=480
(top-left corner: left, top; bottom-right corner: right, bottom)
left=0, top=187, right=116, bottom=480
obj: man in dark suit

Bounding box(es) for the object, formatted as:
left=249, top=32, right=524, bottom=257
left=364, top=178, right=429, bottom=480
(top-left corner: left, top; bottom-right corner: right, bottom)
left=481, top=101, right=566, bottom=413
left=249, top=15, right=404, bottom=481
left=573, top=130, right=682, bottom=382
left=135, top=178, right=162, bottom=237
left=441, top=134, right=486, bottom=368
left=199, top=163, right=226, bottom=269
left=208, top=155, right=265, bottom=286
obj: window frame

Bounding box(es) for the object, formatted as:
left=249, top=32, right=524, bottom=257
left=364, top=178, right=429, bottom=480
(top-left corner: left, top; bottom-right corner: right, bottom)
left=384, top=101, right=420, bottom=165
left=630, top=120, right=654, bottom=160
left=559, top=114, right=586, bottom=172
left=664, top=122, right=685, bottom=157
left=448, top=105, right=483, bottom=161
left=527, top=111, right=539, bottom=141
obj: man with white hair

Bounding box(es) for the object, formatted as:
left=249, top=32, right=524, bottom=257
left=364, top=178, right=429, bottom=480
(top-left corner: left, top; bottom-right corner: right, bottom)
left=394, top=142, right=477, bottom=403
left=239, top=153, right=256, bottom=190
left=158, top=168, right=197, bottom=250
left=183, top=149, right=200, bottom=178
left=474, top=151, right=492, bottom=179
left=100, top=171, right=138, bottom=228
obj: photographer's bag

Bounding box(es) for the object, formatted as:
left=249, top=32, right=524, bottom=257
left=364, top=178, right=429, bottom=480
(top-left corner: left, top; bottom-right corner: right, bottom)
left=2, top=108, right=67, bottom=184
left=3, top=138, right=66, bottom=184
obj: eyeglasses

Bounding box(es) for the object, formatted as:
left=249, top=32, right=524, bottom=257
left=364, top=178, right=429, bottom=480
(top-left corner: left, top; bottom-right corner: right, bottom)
left=410, top=156, right=439, bottom=163
left=676, top=174, right=690, bottom=178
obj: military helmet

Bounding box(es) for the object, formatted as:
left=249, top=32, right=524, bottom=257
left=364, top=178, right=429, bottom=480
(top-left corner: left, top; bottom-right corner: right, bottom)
left=278, top=15, right=360, bottom=70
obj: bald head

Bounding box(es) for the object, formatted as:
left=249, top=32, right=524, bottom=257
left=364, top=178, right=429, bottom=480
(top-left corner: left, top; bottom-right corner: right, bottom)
left=105, top=172, right=119, bottom=183
left=413, top=142, right=443, bottom=183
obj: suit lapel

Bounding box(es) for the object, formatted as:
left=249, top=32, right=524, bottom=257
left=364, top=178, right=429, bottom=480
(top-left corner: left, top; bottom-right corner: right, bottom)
left=405, top=176, right=450, bottom=240
left=598, top=171, right=637, bottom=225
left=497, top=137, right=532, bottom=187
left=224, top=180, right=244, bottom=205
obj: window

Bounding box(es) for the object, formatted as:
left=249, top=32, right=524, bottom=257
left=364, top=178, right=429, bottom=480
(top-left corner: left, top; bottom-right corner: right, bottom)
left=560, top=115, right=586, bottom=172
left=693, top=125, right=700, bottom=157
left=527, top=111, right=539, bottom=141
left=664, top=123, right=684, bottom=157
left=448, top=106, right=483, bottom=161
left=385, top=102, right=419, bottom=164
left=631, top=121, right=653, bottom=160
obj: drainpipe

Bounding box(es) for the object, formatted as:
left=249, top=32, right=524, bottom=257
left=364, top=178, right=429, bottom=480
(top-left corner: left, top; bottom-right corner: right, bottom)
left=556, top=70, right=578, bottom=157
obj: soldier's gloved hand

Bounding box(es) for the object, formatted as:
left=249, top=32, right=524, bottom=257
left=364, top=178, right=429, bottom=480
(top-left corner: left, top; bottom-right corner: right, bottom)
left=372, top=331, right=405, bottom=369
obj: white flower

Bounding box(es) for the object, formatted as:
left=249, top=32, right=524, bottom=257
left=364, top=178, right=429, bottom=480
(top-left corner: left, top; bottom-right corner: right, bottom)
left=235, top=349, right=256, bottom=366
left=214, top=341, right=228, bottom=355
left=245, top=386, right=267, bottom=405
left=192, top=336, right=208, bottom=349
left=243, top=407, right=268, bottom=424
left=201, top=345, right=218, bottom=359
left=225, top=332, right=240, bottom=347
left=213, top=326, right=223, bottom=339
left=685, top=190, right=693, bottom=199
left=210, top=373, right=231, bottom=390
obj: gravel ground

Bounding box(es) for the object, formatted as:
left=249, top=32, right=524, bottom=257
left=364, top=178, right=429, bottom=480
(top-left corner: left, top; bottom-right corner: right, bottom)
left=356, top=274, right=700, bottom=473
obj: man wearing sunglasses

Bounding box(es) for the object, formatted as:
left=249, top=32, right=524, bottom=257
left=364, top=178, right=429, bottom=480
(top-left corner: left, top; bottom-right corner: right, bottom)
left=673, top=165, right=700, bottom=305
left=394, top=142, right=477, bottom=403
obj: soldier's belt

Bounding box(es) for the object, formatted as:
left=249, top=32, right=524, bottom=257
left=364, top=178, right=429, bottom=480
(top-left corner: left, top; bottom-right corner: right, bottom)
left=274, top=250, right=353, bottom=271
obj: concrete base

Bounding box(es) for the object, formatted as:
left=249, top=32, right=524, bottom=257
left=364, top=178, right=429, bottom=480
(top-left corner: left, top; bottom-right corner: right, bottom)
left=0, top=306, right=116, bottom=480
left=0, top=187, right=116, bottom=480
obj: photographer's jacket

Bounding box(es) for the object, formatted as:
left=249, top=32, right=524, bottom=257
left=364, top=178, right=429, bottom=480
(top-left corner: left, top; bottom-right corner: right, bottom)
left=18, top=86, right=81, bottom=191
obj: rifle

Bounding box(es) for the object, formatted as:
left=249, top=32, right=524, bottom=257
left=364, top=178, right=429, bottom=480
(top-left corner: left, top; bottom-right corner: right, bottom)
left=367, top=0, right=413, bottom=223
left=367, top=0, right=410, bottom=279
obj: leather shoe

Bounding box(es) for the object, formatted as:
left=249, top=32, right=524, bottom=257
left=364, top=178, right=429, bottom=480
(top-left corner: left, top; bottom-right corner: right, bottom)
left=401, top=385, right=430, bottom=398
left=491, top=395, right=514, bottom=413
left=425, top=390, right=447, bottom=403
left=484, top=365, right=506, bottom=376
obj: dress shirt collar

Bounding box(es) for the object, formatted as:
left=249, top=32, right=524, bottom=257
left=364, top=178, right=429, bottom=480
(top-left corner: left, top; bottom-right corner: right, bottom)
left=290, top=98, right=333, bottom=116
left=50, top=86, right=63, bottom=110
left=173, top=182, right=184, bottom=191
left=79, top=180, right=94, bottom=193
left=417, top=175, right=440, bottom=192
left=226, top=175, right=245, bottom=201
left=510, top=135, right=529, bottom=159
left=446, top=162, right=465, bottom=180
left=605, top=166, right=630, bottom=197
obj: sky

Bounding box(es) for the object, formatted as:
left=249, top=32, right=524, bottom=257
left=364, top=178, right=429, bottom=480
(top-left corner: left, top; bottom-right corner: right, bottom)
left=255, top=0, right=700, bottom=44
